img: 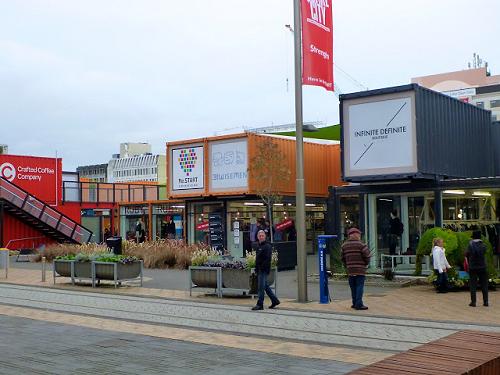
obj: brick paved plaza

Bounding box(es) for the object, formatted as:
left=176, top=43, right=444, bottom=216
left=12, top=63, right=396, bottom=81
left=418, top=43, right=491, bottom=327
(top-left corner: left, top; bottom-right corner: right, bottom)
left=0, top=261, right=499, bottom=374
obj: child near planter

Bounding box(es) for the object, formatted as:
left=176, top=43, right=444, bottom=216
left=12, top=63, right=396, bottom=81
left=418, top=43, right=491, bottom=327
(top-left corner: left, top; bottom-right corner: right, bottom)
left=432, top=238, right=451, bottom=293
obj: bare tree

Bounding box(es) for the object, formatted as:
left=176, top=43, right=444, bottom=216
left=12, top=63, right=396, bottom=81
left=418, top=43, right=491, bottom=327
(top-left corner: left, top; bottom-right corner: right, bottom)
left=249, top=137, right=291, bottom=243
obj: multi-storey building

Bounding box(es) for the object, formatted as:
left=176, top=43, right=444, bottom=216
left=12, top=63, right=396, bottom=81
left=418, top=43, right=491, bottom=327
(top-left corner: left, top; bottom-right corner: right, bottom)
left=107, top=153, right=166, bottom=183
left=76, top=163, right=108, bottom=182
left=412, top=67, right=500, bottom=121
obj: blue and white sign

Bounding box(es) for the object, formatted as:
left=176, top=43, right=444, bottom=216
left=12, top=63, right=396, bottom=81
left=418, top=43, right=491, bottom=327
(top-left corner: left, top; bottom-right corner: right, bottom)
left=209, top=139, right=248, bottom=191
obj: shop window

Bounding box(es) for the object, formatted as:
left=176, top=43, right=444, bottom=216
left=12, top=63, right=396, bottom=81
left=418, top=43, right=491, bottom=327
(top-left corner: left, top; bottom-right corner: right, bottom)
left=490, top=99, right=500, bottom=108
left=340, top=195, right=360, bottom=240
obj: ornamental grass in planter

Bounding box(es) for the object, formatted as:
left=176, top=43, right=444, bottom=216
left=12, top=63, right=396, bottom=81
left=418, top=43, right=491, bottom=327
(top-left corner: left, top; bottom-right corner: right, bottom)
left=48, top=240, right=208, bottom=269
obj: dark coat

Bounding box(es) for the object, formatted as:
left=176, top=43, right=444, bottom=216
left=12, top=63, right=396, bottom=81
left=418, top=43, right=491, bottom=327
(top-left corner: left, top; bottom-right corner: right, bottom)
left=253, top=240, right=272, bottom=274
left=389, top=217, right=402, bottom=236
left=466, top=240, right=487, bottom=270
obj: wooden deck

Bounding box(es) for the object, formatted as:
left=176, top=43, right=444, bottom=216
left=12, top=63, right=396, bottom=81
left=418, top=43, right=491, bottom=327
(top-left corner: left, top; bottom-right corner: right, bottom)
left=348, top=330, right=500, bottom=375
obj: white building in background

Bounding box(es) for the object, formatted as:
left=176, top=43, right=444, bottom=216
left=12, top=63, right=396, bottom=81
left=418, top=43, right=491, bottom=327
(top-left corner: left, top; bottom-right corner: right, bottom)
left=120, top=142, right=151, bottom=158
left=107, top=143, right=166, bottom=184
left=412, top=67, right=500, bottom=121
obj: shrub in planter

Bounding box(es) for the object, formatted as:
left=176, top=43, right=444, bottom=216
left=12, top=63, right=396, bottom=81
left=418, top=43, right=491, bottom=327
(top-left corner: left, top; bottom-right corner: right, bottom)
left=415, top=227, right=458, bottom=275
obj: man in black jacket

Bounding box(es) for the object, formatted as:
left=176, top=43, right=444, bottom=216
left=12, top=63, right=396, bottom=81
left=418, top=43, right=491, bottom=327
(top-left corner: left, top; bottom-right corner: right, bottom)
left=251, top=230, right=280, bottom=311
left=466, top=230, right=489, bottom=307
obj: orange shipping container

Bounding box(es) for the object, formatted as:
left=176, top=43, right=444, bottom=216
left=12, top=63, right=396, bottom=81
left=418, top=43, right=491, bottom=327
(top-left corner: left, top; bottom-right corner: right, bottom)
left=167, top=132, right=342, bottom=199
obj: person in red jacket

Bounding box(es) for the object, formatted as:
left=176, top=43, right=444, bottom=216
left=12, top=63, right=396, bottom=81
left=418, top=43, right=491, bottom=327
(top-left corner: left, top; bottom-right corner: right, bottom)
left=341, top=227, right=371, bottom=310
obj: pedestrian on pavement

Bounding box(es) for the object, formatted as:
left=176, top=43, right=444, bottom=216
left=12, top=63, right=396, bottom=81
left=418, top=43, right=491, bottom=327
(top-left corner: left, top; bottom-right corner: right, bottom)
left=135, top=218, right=144, bottom=243
left=388, top=210, right=403, bottom=255
left=251, top=230, right=280, bottom=311
left=432, top=238, right=451, bottom=293
left=341, top=227, right=371, bottom=310
left=465, top=230, right=489, bottom=307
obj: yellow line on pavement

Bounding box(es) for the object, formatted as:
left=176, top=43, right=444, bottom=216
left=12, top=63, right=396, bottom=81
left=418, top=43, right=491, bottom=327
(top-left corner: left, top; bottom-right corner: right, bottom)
left=0, top=304, right=389, bottom=366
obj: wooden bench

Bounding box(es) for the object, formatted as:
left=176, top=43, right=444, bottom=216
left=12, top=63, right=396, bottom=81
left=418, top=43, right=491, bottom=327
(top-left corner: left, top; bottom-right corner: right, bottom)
left=348, top=330, right=500, bottom=375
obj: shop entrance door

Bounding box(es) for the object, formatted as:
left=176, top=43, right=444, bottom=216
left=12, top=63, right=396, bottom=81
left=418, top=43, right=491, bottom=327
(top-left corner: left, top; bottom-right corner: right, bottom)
left=189, top=203, right=224, bottom=247
left=376, top=196, right=402, bottom=255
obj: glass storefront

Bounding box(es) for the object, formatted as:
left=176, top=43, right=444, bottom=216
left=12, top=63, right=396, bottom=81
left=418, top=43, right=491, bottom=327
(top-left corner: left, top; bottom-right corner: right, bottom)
left=441, top=190, right=500, bottom=247
left=343, top=188, right=500, bottom=271
left=152, top=204, right=185, bottom=240
left=120, top=205, right=149, bottom=242
left=339, top=195, right=360, bottom=240
left=188, top=202, right=224, bottom=246
left=120, top=203, right=185, bottom=241
left=225, top=200, right=326, bottom=257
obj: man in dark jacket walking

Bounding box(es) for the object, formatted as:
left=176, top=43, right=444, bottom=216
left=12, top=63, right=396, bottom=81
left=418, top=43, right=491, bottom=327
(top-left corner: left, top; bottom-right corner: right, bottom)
left=251, top=230, right=280, bottom=311
left=466, top=230, right=489, bottom=307
left=341, top=227, right=371, bottom=310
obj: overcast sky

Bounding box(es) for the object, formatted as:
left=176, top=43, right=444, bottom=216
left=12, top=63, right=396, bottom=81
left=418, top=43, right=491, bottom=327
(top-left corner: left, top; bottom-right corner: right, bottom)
left=1, top=0, right=499, bottom=170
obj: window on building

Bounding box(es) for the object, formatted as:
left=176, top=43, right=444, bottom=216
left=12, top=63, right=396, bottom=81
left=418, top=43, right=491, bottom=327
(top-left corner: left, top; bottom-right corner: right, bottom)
left=490, top=100, right=500, bottom=108
left=476, top=101, right=484, bottom=109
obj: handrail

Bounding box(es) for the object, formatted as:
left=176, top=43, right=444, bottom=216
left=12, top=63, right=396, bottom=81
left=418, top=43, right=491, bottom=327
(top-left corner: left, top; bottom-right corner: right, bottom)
left=5, top=236, right=46, bottom=249
left=0, top=177, right=92, bottom=244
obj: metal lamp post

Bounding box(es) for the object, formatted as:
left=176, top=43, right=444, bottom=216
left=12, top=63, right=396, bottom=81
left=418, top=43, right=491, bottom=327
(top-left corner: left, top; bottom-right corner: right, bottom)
left=293, top=0, right=307, bottom=303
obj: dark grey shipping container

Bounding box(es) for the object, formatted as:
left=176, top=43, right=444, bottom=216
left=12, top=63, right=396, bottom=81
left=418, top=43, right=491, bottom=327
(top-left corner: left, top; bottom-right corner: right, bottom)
left=493, top=122, right=500, bottom=176
left=340, top=84, right=494, bottom=182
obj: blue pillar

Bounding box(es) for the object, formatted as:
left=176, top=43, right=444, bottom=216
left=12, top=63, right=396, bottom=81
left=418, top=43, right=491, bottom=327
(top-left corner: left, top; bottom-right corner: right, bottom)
left=318, top=234, right=337, bottom=304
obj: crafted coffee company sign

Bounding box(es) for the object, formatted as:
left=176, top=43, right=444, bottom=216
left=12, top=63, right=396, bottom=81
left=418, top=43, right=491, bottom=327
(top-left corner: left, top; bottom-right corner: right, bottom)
left=0, top=162, right=55, bottom=182
left=0, top=156, right=61, bottom=204
left=343, top=95, right=417, bottom=178
left=172, top=146, right=204, bottom=191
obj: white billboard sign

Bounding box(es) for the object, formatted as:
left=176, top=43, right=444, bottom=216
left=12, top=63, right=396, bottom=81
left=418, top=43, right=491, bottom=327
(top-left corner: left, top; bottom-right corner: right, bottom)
left=172, top=146, right=204, bottom=191
left=210, top=139, right=248, bottom=191
left=343, top=94, right=417, bottom=178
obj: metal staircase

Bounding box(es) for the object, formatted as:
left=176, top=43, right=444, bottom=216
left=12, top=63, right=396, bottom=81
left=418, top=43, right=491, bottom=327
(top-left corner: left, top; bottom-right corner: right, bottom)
left=0, top=177, right=92, bottom=244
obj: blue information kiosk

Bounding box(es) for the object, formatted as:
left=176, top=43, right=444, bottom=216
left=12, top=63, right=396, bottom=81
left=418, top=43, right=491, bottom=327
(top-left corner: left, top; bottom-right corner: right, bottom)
left=318, top=235, right=337, bottom=304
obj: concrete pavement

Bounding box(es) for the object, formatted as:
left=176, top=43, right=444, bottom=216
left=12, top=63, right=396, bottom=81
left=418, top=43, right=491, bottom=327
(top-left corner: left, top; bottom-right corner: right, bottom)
left=1, top=258, right=499, bottom=374
left=0, top=313, right=360, bottom=374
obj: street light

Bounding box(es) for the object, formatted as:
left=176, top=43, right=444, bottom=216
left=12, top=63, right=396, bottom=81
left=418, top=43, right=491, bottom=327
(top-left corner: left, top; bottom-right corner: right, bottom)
left=293, top=0, right=307, bottom=303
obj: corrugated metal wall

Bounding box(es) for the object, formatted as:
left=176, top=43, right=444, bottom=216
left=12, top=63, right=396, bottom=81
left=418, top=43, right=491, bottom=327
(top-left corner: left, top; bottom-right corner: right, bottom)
left=415, top=85, right=494, bottom=178
left=247, top=133, right=343, bottom=197
left=2, top=213, right=56, bottom=249
left=492, top=122, right=500, bottom=176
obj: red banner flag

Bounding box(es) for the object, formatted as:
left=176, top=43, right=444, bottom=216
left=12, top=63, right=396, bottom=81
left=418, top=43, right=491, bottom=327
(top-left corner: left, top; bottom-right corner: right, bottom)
left=301, top=0, right=334, bottom=91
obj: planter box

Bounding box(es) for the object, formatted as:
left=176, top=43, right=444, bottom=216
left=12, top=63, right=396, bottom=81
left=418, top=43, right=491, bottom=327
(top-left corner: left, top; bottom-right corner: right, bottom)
left=53, top=259, right=142, bottom=288
left=74, top=261, right=92, bottom=279
left=189, top=266, right=222, bottom=297
left=222, top=269, right=251, bottom=289
left=92, top=261, right=143, bottom=288
left=190, top=267, right=220, bottom=289
left=94, top=261, right=142, bottom=280
left=53, top=260, right=72, bottom=278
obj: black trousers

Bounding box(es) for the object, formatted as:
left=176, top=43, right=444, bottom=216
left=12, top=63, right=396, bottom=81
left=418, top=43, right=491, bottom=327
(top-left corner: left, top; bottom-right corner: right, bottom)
left=388, top=234, right=398, bottom=255
left=469, top=268, right=489, bottom=305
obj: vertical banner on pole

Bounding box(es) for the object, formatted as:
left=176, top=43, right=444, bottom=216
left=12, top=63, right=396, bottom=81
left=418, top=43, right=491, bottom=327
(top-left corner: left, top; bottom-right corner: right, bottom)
left=301, top=0, right=334, bottom=91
